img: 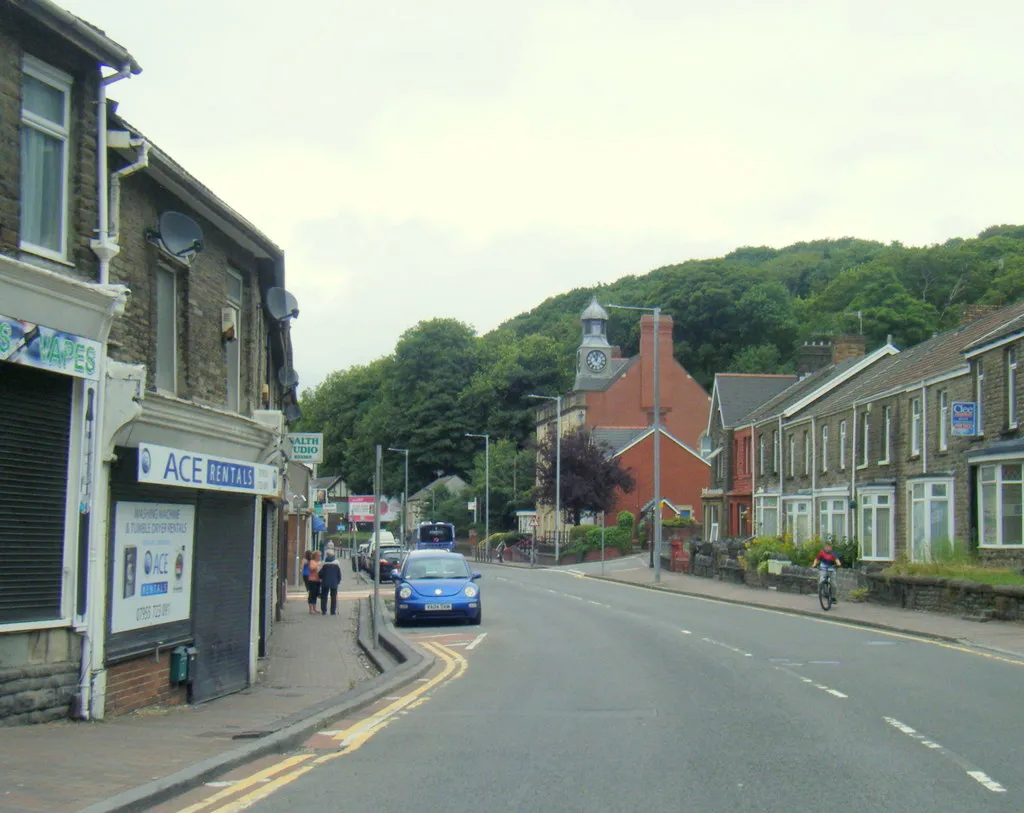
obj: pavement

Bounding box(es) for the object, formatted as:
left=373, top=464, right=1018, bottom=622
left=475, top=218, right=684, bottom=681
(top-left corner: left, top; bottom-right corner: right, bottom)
left=580, top=555, right=1024, bottom=660
left=0, top=577, right=431, bottom=813
left=3, top=556, right=1023, bottom=813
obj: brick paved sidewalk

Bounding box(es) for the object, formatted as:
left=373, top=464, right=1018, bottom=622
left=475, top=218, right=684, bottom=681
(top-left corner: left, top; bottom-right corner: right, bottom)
left=0, top=587, right=378, bottom=813
left=590, top=560, right=1024, bottom=660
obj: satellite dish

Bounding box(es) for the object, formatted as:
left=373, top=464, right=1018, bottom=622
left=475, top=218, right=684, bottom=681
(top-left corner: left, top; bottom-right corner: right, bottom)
left=148, top=212, right=204, bottom=259
left=277, top=366, right=299, bottom=388
left=267, top=287, right=299, bottom=321
left=284, top=402, right=302, bottom=424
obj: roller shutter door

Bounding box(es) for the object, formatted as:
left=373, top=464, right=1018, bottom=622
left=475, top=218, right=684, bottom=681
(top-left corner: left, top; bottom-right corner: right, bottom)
left=191, top=492, right=254, bottom=702
left=0, top=363, right=72, bottom=623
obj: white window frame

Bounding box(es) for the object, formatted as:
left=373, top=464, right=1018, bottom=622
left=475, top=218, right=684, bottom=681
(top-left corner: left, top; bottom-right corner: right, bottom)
left=878, top=406, right=890, bottom=465
left=706, top=504, right=720, bottom=542
left=772, top=431, right=779, bottom=474
left=859, top=488, right=895, bottom=561
left=821, top=425, right=829, bottom=473
left=788, top=434, right=795, bottom=478
left=155, top=265, right=178, bottom=394
left=839, top=420, right=847, bottom=470
left=908, top=478, right=954, bottom=562
left=978, top=462, right=1024, bottom=548
left=859, top=411, right=870, bottom=468
left=818, top=497, right=847, bottom=541
left=803, top=430, right=810, bottom=475
left=19, top=55, right=72, bottom=262
left=976, top=359, right=985, bottom=436
left=756, top=495, right=779, bottom=537
left=1008, top=348, right=1018, bottom=430
left=783, top=498, right=812, bottom=544
left=910, top=397, right=922, bottom=457
left=759, top=434, right=765, bottom=476
left=938, top=390, right=949, bottom=452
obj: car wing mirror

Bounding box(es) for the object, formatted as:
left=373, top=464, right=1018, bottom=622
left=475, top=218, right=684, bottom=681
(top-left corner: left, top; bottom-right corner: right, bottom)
left=471, top=572, right=482, bottom=580
left=390, top=571, right=402, bottom=583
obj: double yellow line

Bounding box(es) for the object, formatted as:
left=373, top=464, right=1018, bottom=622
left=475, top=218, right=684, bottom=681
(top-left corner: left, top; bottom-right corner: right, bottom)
left=176, top=642, right=467, bottom=813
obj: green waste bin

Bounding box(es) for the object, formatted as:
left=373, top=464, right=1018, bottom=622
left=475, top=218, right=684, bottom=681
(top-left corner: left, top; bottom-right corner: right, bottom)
left=169, top=646, right=189, bottom=683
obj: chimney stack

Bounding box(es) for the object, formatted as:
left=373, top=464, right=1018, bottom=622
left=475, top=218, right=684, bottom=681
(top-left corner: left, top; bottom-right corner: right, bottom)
left=796, top=341, right=832, bottom=375
left=832, top=334, right=866, bottom=364
left=960, top=304, right=998, bottom=327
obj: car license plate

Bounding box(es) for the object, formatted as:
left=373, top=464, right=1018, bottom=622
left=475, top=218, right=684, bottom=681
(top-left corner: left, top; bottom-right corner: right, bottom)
left=424, top=603, right=452, bottom=611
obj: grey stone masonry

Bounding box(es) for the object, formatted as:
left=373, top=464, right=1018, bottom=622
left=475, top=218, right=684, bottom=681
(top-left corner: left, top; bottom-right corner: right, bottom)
left=0, top=661, right=80, bottom=726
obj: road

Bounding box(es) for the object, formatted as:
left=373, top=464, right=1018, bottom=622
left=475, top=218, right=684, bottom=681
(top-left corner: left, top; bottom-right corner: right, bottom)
left=163, top=556, right=1023, bottom=812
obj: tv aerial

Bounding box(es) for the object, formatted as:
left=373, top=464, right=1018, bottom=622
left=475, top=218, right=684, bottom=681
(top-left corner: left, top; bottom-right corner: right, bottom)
left=146, top=211, right=204, bottom=261
left=266, top=287, right=299, bottom=322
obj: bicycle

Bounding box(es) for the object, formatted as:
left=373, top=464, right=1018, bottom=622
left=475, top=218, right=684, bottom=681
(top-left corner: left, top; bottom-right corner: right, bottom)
left=818, top=565, right=837, bottom=611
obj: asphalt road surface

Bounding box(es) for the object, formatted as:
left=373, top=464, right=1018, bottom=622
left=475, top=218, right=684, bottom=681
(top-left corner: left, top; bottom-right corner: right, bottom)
left=179, top=557, right=1024, bottom=812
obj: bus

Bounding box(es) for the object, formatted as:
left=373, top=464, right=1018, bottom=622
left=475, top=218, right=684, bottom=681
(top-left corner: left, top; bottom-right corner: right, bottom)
left=412, top=521, right=457, bottom=552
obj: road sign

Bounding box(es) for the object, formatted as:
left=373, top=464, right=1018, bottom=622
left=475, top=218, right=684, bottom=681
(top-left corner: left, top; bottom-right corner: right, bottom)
left=951, top=401, right=977, bottom=436
left=286, top=433, right=323, bottom=463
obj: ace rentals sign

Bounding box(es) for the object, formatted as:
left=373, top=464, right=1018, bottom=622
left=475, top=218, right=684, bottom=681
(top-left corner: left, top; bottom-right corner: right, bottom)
left=137, top=443, right=280, bottom=496
left=287, top=433, right=323, bottom=463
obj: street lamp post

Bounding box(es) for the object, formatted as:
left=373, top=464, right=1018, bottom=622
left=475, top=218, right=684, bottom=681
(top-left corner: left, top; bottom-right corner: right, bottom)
left=528, top=393, right=561, bottom=565
left=609, top=303, right=663, bottom=583
left=465, top=433, right=489, bottom=561
left=387, top=447, right=409, bottom=547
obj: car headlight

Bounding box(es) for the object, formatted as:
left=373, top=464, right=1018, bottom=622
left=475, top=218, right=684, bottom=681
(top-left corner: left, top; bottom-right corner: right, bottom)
left=463, top=585, right=478, bottom=598
left=399, top=586, right=412, bottom=599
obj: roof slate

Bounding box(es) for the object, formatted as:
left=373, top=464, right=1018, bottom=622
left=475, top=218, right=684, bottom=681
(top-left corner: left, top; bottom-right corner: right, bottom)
left=714, top=374, right=797, bottom=427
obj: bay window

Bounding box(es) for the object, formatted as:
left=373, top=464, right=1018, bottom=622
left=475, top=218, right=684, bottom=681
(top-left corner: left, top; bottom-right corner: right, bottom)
left=819, top=498, right=847, bottom=541
left=756, top=496, right=779, bottom=537
left=783, top=499, right=811, bottom=544
left=979, top=463, right=1023, bottom=547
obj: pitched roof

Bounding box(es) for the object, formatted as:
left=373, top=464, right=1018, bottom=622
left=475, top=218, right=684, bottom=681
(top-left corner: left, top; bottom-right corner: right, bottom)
left=712, top=374, right=797, bottom=428
left=574, top=355, right=636, bottom=392
left=962, top=301, right=1024, bottom=354
left=807, top=300, right=1024, bottom=417
left=591, top=428, right=648, bottom=455
left=311, top=475, right=344, bottom=491
left=408, top=474, right=468, bottom=502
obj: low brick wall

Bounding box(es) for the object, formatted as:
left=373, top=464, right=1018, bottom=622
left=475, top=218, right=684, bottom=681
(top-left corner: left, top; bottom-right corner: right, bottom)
left=866, top=573, right=1024, bottom=620
left=105, top=652, right=187, bottom=717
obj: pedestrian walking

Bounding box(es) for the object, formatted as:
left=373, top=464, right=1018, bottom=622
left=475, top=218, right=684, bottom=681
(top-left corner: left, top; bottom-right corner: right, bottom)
left=318, top=545, right=343, bottom=616
left=301, top=550, right=312, bottom=593
left=307, top=550, right=322, bottom=614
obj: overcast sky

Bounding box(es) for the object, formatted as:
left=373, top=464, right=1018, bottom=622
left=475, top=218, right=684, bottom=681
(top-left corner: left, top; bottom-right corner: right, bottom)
left=60, top=0, right=1024, bottom=388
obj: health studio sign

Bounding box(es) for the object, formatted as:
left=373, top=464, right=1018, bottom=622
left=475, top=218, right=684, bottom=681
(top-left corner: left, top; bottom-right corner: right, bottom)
left=111, top=502, right=195, bottom=633
left=137, top=442, right=281, bottom=497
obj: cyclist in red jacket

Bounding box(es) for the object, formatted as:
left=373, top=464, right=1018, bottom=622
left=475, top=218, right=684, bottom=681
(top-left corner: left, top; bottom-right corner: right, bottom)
left=811, top=542, right=842, bottom=603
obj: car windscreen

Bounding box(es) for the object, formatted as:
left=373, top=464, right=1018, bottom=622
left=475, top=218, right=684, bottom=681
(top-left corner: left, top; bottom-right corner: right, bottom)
left=379, top=548, right=402, bottom=560
left=404, top=557, right=470, bottom=580
left=417, top=524, right=454, bottom=543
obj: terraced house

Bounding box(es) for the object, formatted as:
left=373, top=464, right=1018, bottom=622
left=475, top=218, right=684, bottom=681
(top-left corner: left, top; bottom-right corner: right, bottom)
left=741, top=302, right=1024, bottom=568
left=1, top=0, right=300, bottom=726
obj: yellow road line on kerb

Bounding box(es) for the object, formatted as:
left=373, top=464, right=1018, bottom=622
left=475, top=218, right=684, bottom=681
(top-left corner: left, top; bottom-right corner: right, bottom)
left=592, top=575, right=1024, bottom=668
left=180, top=641, right=469, bottom=812
left=175, top=754, right=314, bottom=813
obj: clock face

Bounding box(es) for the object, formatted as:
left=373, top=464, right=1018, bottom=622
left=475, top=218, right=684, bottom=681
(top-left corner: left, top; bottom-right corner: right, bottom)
left=586, top=350, right=607, bottom=373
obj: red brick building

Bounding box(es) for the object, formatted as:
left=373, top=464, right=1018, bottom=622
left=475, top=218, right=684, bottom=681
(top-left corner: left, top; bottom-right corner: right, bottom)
left=533, top=297, right=711, bottom=540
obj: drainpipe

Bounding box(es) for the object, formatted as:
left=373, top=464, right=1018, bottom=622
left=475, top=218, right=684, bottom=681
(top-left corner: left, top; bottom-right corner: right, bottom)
left=91, top=66, right=132, bottom=284
left=921, top=382, right=928, bottom=475
left=851, top=404, right=858, bottom=542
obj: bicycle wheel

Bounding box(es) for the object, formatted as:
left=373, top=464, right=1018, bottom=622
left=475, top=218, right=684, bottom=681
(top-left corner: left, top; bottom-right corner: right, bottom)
left=818, top=578, right=833, bottom=611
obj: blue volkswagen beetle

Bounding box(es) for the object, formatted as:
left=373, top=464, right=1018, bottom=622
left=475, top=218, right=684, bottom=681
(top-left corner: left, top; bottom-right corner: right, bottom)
left=391, top=550, right=482, bottom=626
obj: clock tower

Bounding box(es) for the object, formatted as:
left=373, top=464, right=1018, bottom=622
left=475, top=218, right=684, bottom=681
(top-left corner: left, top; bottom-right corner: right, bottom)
left=576, top=296, right=614, bottom=382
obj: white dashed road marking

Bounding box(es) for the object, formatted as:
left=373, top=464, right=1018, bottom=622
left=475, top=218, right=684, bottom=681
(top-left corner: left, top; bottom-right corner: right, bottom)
left=465, top=633, right=487, bottom=651
left=883, top=717, right=1007, bottom=793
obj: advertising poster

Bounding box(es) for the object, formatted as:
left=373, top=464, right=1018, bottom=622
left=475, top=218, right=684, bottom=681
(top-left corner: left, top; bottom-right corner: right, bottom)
left=111, top=502, right=195, bottom=633
left=349, top=495, right=397, bottom=522
left=951, top=401, right=977, bottom=436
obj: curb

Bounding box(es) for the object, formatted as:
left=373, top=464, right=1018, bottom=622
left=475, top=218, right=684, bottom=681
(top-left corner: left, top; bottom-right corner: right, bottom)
left=77, top=602, right=435, bottom=813
left=584, top=573, right=970, bottom=646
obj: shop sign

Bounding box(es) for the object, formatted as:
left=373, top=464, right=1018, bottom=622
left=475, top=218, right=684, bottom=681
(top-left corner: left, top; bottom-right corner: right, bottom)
left=111, top=502, right=195, bottom=633
left=0, top=313, right=100, bottom=380
left=137, top=442, right=280, bottom=496
left=286, top=433, right=323, bottom=463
